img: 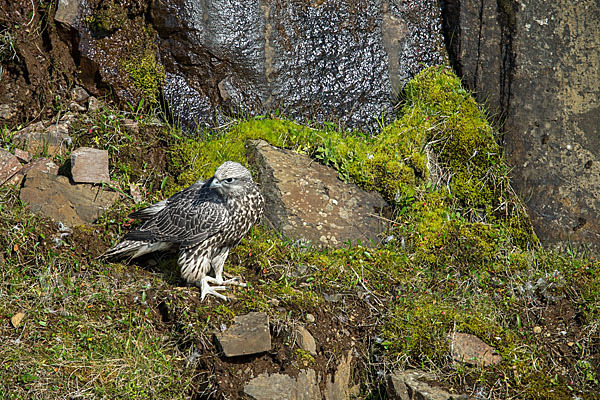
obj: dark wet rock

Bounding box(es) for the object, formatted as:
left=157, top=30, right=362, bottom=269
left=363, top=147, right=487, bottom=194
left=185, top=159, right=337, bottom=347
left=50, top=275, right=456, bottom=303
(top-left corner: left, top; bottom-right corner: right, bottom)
left=450, top=332, right=502, bottom=367
left=244, top=369, right=320, bottom=400
left=248, top=140, right=389, bottom=248
left=445, top=0, right=600, bottom=253
left=12, top=120, right=72, bottom=156
left=0, top=149, right=23, bottom=185
left=151, top=0, right=447, bottom=131
left=387, top=369, right=467, bottom=400
left=324, top=350, right=358, bottom=400
left=215, top=312, right=271, bottom=357
left=71, top=147, right=110, bottom=184
left=294, top=325, right=317, bottom=356
left=20, top=169, right=119, bottom=226
left=75, top=1, right=161, bottom=107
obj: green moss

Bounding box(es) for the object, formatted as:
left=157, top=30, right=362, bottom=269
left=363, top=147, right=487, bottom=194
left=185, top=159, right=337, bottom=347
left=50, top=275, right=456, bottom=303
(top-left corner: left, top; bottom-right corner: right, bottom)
left=122, top=46, right=165, bottom=105
left=84, top=1, right=127, bottom=37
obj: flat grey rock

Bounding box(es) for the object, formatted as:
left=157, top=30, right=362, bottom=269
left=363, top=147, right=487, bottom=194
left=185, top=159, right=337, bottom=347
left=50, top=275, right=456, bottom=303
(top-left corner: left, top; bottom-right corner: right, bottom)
left=248, top=140, right=389, bottom=248
left=20, top=169, right=119, bottom=226
left=71, top=147, right=110, bottom=184
left=244, top=369, right=320, bottom=400
left=55, top=0, right=82, bottom=28
left=387, top=370, right=467, bottom=400
left=215, top=312, right=271, bottom=357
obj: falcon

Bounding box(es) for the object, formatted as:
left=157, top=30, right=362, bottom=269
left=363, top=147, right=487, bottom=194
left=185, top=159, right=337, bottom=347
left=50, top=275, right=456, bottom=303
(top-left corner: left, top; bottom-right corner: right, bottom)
left=103, top=161, right=264, bottom=301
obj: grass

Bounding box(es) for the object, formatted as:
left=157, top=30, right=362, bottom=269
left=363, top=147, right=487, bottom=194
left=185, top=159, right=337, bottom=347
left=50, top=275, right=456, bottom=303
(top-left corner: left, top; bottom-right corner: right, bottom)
left=0, top=67, right=598, bottom=399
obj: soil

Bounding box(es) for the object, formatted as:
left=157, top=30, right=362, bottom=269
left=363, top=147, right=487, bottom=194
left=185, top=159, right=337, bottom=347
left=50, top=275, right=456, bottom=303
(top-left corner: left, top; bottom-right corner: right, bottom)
left=0, top=0, right=77, bottom=129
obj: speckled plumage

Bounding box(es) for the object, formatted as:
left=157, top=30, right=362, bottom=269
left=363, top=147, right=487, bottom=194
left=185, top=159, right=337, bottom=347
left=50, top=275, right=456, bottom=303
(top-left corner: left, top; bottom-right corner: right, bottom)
left=103, top=161, right=264, bottom=300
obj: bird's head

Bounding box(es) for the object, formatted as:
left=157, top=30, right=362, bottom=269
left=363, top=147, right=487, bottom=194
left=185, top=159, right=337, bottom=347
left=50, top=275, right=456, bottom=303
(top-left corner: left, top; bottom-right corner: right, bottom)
left=209, top=161, right=255, bottom=197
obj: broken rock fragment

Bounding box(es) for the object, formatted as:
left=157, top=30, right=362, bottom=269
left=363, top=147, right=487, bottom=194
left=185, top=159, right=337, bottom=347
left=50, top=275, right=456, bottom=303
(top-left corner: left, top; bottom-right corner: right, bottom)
left=0, top=149, right=22, bottom=185
left=450, top=332, right=502, bottom=367
left=71, top=147, right=110, bottom=184
left=215, top=312, right=271, bottom=357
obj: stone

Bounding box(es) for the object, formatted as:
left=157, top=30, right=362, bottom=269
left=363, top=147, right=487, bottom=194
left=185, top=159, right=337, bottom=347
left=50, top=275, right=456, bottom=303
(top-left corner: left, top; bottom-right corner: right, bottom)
left=387, top=369, right=467, bottom=400
left=0, top=149, right=23, bottom=185
left=129, top=183, right=143, bottom=203
left=14, top=148, right=32, bottom=163
left=306, top=313, right=315, bottom=323
left=71, top=147, right=110, bottom=184
left=215, top=312, right=271, bottom=357
left=295, top=326, right=317, bottom=356
left=11, top=312, right=25, bottom=328
left=450, top=332, right=502, bottom=367
left=244, top=369, right=320, bottom=400
left=248, top=140, right=389, bottom=248
left=324, top=350, right=357, bottom=400
left=12, top=120, right=72, bottom=156
left=88, top=96, right=101, bottom=112
left=55, top=0, right=82, bottom=29
left=0, top=104, right=16, bottom=120
left=71, top=86, right=90, bottom=103
left=22, top=158, right=59, bottom=176
left=69, top=101, right=86, bottom=112
left=445, top=0, right=600, bottom=254
left=150, top=0, right=447, bottom=131
left=20, top=169, right=119, bottom=226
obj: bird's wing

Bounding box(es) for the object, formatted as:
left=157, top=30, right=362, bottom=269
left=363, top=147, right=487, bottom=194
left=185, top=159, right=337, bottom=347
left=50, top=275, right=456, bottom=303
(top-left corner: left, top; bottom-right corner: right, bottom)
left=124, top=180, right=229, bottom=246
left=128, top=180, right=205, bottom=220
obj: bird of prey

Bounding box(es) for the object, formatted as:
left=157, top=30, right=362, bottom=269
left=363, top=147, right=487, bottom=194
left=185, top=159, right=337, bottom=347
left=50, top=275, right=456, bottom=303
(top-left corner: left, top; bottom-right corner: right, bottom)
left=103, top=161, right=264, bottom=301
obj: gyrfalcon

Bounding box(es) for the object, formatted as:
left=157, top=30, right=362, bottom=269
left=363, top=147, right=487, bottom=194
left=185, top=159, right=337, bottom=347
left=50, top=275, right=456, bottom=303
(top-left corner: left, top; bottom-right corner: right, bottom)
left=103, top=161, right=264, bottom=300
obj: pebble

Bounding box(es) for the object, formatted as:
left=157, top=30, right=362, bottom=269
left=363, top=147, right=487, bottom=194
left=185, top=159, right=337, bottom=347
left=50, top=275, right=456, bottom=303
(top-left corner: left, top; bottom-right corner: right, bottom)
left=306, top=313, right=315, bottom=323
left=533, top=326, right=542, bottom=334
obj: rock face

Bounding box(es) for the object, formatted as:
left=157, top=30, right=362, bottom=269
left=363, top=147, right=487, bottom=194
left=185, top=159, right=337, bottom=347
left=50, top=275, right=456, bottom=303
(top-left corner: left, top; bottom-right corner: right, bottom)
left=387, top=369, right=467, bottom=400
left=449, top=332, right=502, bottom=367
left=151, top=0, right=447, bottom=130
left=443, top=0, right=600, bottom=253
left=248, top=140, right=389, bottom=248
left=20, top=169, right=119, bottom=226
left=215, top=312, right=271, bottom=357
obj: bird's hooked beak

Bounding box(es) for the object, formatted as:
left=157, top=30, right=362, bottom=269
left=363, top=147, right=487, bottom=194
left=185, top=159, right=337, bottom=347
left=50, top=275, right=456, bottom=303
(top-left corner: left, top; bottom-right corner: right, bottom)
left=209, top=178, right=222, bottom=191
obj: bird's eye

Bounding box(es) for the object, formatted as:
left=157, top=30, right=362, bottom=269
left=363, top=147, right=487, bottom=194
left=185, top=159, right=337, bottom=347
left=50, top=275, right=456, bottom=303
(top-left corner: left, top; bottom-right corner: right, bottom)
left=223, top=178, right=235, bottom=183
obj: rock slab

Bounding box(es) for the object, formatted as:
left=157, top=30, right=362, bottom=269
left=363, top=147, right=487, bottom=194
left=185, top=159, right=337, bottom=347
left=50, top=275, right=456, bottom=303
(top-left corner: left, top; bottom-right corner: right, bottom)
left=248, top=140, right=389, bottom=248
left=244, top=369, right=320, bottom=400
left=20, top=169, right=119, bottom=226
left=71, top=147, right=110, bottom=184
left=450, top=332, right=502, bottom=367
left=12, top=120, right=72, bottom=156
left=215, top=312, right=271, bottom=357
left=387, top=370, right=467, bottom=400
left=295, top=325, right=317, bottom=356
left=0, top=149, right=22, bottom=185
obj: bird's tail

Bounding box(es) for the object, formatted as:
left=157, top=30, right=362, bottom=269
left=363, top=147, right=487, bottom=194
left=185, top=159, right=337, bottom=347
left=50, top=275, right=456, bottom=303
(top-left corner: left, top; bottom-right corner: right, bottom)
left=101, top=240, right=174, bottom=260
